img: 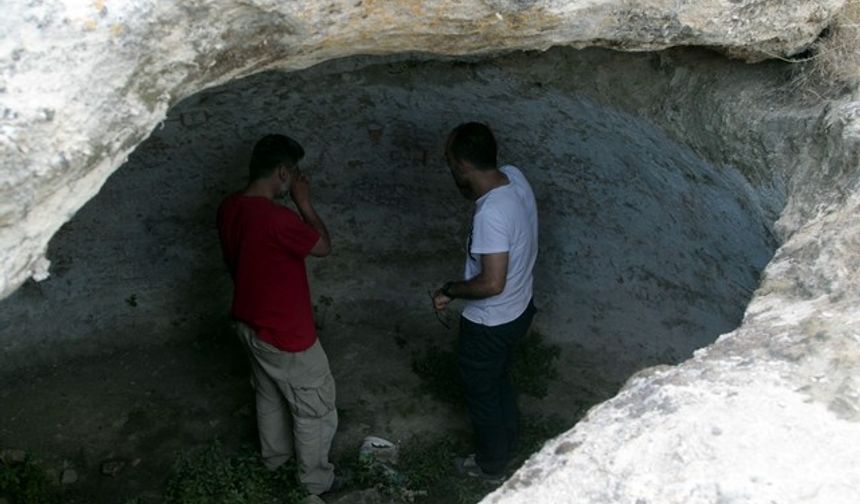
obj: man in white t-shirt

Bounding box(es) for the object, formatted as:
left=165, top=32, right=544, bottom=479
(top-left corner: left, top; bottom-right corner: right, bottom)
left=433, top=122, right=538, bottom=481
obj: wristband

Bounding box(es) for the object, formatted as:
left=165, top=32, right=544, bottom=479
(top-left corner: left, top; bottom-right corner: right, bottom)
left=442, top=281, right=455, bottom=299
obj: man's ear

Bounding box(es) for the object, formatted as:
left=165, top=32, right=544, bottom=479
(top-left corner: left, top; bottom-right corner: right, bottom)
left=456, top=159, right=475, bottom=176
left=278, top=165, right=291, bottom=181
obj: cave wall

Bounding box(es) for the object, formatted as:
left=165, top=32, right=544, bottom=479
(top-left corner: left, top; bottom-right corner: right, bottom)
left=0, top=48, right=782, bottom=375
left=487, top=71, right=860, bottom=504
left=0, top=0, right=847, bottom=300
left=489, top=189, right=860, bottom=503
left=3, top=1, right=860, bottom=502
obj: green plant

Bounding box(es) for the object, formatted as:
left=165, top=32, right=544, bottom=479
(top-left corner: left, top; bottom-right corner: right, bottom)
left=511, top=331, right=561, bottom=399
left=379, top=329, right=564, bottom=502
left=343, top=413, right=569, bottom=504
left=0, top=455, right=60, bottom=504
left=346, top=456, right=407, bottom=497
left=411, top=331, right=561, bottom=405
left=411, top=345, right=464, bottom=405
left=396, top=435, right=489, bottom=504
left=164, top=441, right=306, bottom=504
left=516, top=413, right=569, bottom=463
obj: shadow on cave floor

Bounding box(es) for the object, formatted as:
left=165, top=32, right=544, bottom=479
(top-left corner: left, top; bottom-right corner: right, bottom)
left=0, top=308, right=624, bottom=504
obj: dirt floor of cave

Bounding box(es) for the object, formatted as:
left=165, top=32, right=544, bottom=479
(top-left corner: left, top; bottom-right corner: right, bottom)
left=0, top=314, right=624, bottom=503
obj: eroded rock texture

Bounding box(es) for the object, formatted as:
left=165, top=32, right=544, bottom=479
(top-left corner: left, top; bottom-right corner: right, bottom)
left=2, top=1, right=860, bottom=503
left=0, top=0, right=847, bottom=298
left=487, top=92, right=860, bottom=503
left=0, top=48, right=779, bottom=375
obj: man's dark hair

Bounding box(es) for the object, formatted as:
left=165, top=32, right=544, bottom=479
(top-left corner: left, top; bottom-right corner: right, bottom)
left=448, top=122, right=497, bottom=171
left=248, top=134, right=305, bottom=181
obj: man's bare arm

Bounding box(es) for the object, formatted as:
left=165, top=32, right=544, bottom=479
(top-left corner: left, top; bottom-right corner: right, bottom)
left=433, top=252, right=508, bottom=310
left=298, top=202, right=331, bottom=257
left=291, top=171, right=331, bottom=257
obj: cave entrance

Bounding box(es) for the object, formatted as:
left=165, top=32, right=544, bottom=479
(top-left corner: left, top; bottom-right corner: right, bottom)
left=0, top=47, right=782, bottom=502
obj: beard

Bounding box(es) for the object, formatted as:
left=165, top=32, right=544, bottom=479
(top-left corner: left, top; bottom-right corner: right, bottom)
left=275, top=178, right=291, bottom=199
left=450, top=168, right=475, bottom=200
left=456, top=180, right=475, bottom=200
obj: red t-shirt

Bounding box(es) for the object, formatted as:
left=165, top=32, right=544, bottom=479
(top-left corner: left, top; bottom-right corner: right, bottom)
left=217, top=194, right=320, bottom=352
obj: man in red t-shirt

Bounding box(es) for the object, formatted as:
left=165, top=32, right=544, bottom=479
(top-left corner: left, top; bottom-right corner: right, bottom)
left=217, top=134, right=339, bottom=496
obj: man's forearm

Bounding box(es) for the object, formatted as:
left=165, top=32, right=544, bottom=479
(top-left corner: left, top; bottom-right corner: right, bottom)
left=297, top=201, right=331, bottom=247
left=443, top=275, right=502, bottom=300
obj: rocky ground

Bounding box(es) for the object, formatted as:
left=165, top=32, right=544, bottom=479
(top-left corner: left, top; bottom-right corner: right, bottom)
left=0, top=311, right=622, bottom=503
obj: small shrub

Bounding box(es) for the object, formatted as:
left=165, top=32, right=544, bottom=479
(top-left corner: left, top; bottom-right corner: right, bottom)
left=511, top=331, right=561, bottom=399
left=411, top=331, right=560, bottom=405
left=345, top=413, right=569, bottom=504
left=345, top=456, right=408, bottom=498
left=164, top=441, right=306, bottom=504
left=397, top=435, right=491, bottom=504
left=0, top=455, right=59, bottom=504
left=516, top=413, right=569, bottom=462
left=411, top=345, right=464, bottom=405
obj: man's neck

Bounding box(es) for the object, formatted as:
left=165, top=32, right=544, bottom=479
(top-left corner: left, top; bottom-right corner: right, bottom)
left=242, top=180, right=276, bottom=200
left=471, top=169, right=509, bottom=200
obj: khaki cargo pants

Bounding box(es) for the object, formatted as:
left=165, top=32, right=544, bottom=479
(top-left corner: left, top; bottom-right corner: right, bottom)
left=235, top=322, right=338, bottom=495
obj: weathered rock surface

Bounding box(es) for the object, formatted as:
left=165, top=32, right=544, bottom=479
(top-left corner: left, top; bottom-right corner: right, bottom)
left=60, top=468, right=78, bottom=485
left=2, top=1, right=860, bottom=503
left=0, top=48, right=780, bottom=372
left=485, top=92, right=860, bottom=503
left=0, top=0, right=848, bottom=299
left=0, top=448, right=26, bottom=465
left=1, top=43, right=857, bottom=502
left=100, top=458, right=126, bottom=477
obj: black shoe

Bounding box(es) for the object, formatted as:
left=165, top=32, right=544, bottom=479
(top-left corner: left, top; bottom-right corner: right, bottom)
left=453, top=454, right=506, bottom=484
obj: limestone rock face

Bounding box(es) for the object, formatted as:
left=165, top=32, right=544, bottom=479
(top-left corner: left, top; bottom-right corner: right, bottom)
left=0, top=47, right=784, bottom=370
left=484, top=94, right=860, bottom=502
left=0, top=0, right=848, bottom=298
left=3, top=1, right=860, bottom=503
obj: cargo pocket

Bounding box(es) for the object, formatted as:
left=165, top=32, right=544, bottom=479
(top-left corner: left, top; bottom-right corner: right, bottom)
left=290, top=374, right=336, bottom=419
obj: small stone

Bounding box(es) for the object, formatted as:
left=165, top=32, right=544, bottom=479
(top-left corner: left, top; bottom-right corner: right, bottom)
left=359, top=436, right=398, bottom=465
left=0, top=448, right=26, bottom=464
left=61, top=468, right=78, bottom=484
left=101, top=458, right=127, bottom=477
left=45, top=468, right=60, bottom=485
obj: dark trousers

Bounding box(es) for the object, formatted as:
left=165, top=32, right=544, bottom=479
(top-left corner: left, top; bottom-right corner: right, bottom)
left=458, top=300, right=536, bottom=475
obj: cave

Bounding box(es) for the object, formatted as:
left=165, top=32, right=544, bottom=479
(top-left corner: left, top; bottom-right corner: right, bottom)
left=2, top=1, right=860, bottom=503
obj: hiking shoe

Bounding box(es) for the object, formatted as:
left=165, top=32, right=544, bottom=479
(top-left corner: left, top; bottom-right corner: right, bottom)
left=454, top=454, right=506, bottom=484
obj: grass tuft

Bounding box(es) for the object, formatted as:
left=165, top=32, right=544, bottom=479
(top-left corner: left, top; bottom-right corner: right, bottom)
left=0, top=454, right=59, bottom=504
left=511, top=331, right=561, bottom=399
left=411, top=344, right=464, bottom=405
left=411, top=330, right=560, bottom=406
left=346, top=413, right=568, bottom=504
left=164, top=441, right=306, bottom=504
left=382, top=326, right=567, bottom=503
left=794, top=0, right=860, bottom=94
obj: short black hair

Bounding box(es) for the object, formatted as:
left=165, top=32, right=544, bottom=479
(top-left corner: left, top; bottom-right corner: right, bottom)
left=248, top=134, right=305, bottom=181
left=448, top=122, right=497, bottom=171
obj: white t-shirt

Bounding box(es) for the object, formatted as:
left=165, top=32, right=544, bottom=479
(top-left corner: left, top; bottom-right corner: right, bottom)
left=462, top=165, right=538, bottom=326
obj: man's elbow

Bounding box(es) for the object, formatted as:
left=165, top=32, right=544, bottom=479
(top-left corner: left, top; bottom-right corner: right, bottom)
left=309, top=238, right=332, bottom=257
left=487, top=278, right=506, bottom=296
